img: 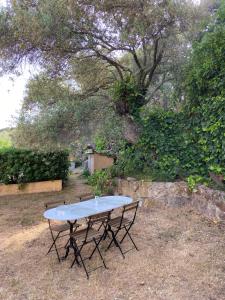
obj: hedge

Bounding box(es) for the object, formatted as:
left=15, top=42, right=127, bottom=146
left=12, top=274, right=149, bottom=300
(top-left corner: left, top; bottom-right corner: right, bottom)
left=0, top=148, right=69, bottom=184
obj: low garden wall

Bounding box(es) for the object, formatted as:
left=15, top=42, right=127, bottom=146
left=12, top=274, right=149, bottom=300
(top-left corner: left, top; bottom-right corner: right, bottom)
left=0, top=148, right=69, bottom=196
left=117, top=179, right=225, bottom=222
left=0, top=180, right=62, bottom=196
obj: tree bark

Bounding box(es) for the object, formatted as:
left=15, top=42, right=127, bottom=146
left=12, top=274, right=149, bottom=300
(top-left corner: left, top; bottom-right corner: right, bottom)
left=121, top=115, right=141, bottom=144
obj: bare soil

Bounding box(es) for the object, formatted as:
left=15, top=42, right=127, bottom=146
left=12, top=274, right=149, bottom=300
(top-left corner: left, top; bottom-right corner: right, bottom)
left=1, top=174, right=225, bottom=300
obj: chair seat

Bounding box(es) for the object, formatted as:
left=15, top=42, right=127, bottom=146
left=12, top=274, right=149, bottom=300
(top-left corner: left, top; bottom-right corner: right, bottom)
left=71, top=227, right=102, bottom=241
left=108, top=216, right=131, bottom=228
left=51, top=223, right=80, bottom=232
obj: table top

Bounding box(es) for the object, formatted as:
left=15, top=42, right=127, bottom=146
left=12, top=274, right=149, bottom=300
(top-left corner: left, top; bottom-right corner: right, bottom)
left=43, top=196, right=132, bottom=221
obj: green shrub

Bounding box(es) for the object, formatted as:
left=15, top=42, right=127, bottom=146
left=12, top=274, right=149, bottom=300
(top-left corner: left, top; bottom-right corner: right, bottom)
left=82, top=168, right=90, bottom=178
left=87, top=169, right=116, bottom=196
left=94, top=135, right=107, bottom=152
left=187, top=175, right=209, bottom=192
left=0, top=148, right=69, bottom=184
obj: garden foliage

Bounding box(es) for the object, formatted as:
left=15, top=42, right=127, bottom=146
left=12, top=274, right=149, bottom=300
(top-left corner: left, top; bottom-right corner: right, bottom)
left=186, top=0, right=225, bottom=106
left=0, top=148, right=69, bottom=184
left=87, top=169, right=116, bottom=196
left=112, top=2, right=225, bottom=185
left=114, top=99, right=225, bottom=183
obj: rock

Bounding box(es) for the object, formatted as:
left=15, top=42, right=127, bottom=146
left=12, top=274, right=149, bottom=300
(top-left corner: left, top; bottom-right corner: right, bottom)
left=127, top=177, right=137, bottom=181
left=118, top=179, right=225, bottom=222
left=167, top=196, right=191, bottom=207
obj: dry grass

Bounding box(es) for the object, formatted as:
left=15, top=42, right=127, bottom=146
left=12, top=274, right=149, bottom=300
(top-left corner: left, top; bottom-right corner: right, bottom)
left=1, top=174, right=225, bottom=300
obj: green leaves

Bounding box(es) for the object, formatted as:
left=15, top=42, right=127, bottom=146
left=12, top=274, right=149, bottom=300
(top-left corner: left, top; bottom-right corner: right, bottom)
left=114, top=95, right=225, bottom=183
left=0, top=148, right=69, bottom=184
left=112, top=76, right=144, bottom=117
left=186, top=1, right=225, bottom=105
left=87, top=169, right=115, bottom=196
left=187, top=175, right=209, bottom=192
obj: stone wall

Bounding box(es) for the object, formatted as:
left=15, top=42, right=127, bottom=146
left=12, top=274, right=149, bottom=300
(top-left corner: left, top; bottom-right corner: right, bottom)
left=117, top=179, right=225, bottom=222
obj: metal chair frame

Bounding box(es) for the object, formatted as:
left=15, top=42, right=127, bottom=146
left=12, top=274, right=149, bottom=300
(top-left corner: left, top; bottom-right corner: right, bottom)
left=45, top=200, right=79, bottom=262
left=106, top=201, right=139, bottom=258
left=70, top=210, right=112, bottom=279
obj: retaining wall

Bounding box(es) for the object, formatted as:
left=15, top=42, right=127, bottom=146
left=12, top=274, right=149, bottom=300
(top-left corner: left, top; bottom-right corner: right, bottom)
left=117, top=179, right=225, bottom=221
left=0, top=180, right=62, bottom=196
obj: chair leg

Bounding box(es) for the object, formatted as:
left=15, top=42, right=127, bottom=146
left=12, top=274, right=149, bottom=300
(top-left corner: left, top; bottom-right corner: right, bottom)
left=64, top=237, right=70, bottom=249
left=47, top=231, right=61, bottom=262
left=47, top=232, right=60, bottom=254
left=89, top=235, right=103, bottom=260
left=71, top=249, right=89, bottom=279
left=97, top=222, right=103, bottom=231
left=89, top=227, right=108, bottom=259
left=93, top=238, right=107, bottom=269
left=106, top=227, right=125, bottom=259
left=126, top=229, right=139, bottom=251
left=120, top=223, right=133, bottom=244
left=106, top=228, right=120, bottom=250
left=120, top=226, right=139, bottom=251
left=71, top=249, right=81, bottom=268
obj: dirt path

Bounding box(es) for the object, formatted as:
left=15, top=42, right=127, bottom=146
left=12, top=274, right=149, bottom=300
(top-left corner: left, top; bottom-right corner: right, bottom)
left=0, top=175, right=225, bottom=300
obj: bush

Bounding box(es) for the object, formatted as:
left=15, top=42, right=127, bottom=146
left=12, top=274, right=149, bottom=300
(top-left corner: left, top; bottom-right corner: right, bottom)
left=0, top=148, right=69, bottom=184
left=82, top=168, right=90, bottom=178
left=87, top=169, right=116, bottom=196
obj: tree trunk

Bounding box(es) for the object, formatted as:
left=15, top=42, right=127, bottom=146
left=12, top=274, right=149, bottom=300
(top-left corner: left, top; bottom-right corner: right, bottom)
left=121, top=115, right=141, bottom=144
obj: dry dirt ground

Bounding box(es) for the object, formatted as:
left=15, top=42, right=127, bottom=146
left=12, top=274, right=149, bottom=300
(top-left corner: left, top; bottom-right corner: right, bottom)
left=1, top=174, right=225, bottom=300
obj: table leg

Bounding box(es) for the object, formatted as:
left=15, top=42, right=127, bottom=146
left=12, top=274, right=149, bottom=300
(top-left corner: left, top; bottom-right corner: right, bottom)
left=61, top=221, right=80, bottom=265
left=107, top=225, right=120, bottom=248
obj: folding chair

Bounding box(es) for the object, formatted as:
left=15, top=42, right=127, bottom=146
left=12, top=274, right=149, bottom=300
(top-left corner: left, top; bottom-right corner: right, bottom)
left=70, top=210, right=112, bottom=279
left=45, top=200, right=79, bottom=262
left=106, top=201, right=139, bottom=258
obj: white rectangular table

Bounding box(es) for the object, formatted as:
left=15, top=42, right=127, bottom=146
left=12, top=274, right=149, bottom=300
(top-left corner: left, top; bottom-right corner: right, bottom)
left=44, top=196, right=132, bottom=260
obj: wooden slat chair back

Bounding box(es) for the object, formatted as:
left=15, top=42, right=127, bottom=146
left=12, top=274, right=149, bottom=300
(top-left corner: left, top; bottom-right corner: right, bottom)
left=87, top=210, right=112, bottom=233
left=121, top=201, right=139, bottom=223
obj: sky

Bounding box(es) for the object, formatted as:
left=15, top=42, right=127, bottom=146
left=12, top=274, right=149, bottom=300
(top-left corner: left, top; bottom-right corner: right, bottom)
left=0, top=0, right=201, bottom=129
left=0, top=69, right=33, bottom=129
left=0, top=0, right=28, bottom=129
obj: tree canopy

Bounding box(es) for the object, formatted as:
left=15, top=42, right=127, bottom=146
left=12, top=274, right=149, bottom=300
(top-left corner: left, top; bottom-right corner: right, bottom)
left=0, top=1, right=203, bottom=98
left=0, top=0, right=214, bottom=146
left=186, top=0, right=225, bottom=106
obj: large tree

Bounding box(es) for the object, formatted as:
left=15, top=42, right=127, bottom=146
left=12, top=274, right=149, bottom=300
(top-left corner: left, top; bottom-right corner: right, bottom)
left=13, top=72, right=124, bottom=153
left=0, top=0, right=205, bottom=142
